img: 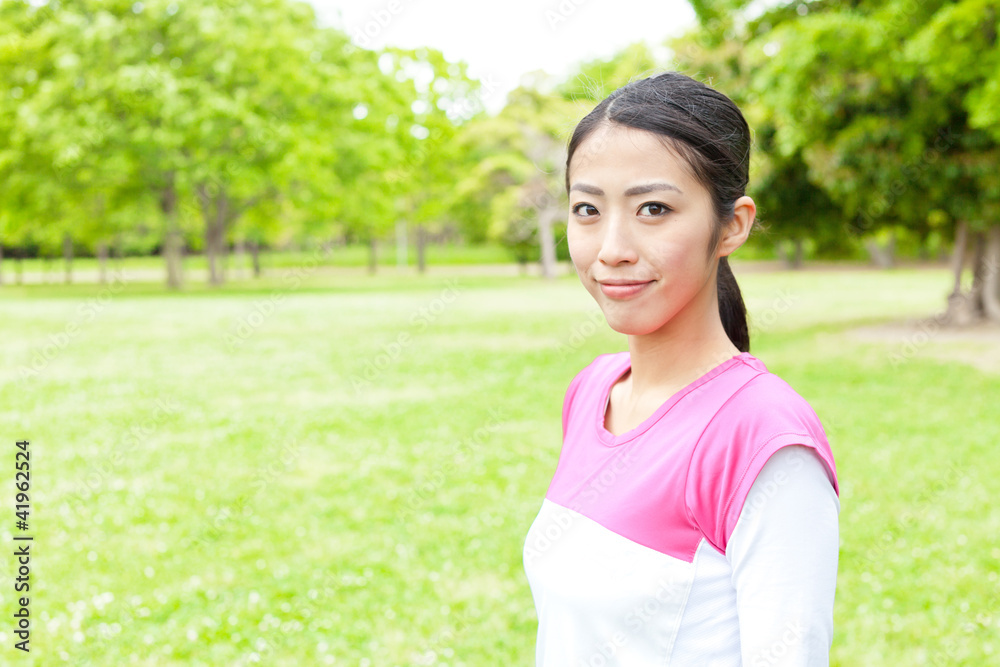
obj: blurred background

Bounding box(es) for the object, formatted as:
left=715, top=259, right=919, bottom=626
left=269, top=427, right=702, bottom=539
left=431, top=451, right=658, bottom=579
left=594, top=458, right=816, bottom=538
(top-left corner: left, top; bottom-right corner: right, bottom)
left=1, top=0, right=998, bottom=664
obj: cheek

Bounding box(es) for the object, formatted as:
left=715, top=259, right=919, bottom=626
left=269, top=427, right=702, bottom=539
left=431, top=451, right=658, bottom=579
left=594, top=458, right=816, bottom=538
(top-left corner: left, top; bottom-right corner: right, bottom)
left=566, top=225, right=591, bottom=266
left=648, top=224, right=714, bottom=274
left=644, top=255, right=712, bottom=300
left=647, top=239, right=699, bottom=274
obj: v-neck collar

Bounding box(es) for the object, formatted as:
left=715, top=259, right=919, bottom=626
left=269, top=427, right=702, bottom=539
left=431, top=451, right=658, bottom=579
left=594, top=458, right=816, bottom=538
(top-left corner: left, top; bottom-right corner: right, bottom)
left=595, top=351, right=752, bottom=446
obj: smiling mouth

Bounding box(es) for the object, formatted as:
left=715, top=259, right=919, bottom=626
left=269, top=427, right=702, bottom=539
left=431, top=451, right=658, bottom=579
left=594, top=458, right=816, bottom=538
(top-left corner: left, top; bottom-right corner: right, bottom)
left=598, top=281, right=654, bottom=299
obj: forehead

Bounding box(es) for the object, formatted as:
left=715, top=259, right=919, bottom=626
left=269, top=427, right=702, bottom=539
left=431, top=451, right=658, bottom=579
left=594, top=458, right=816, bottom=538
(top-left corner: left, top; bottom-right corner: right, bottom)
left=569, top=123, right=701, bottom=191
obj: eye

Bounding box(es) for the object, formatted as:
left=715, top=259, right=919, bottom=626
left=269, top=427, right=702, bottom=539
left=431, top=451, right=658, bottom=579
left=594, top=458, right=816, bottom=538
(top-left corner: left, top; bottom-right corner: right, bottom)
left=639, top=202, right=671, bottom=217
left=572, top=203, right=599, bottom=218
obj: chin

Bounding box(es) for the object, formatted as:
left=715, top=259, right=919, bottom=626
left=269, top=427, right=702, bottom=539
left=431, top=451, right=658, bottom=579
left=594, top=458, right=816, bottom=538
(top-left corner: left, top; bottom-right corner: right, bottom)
left=602, top=311, right=666, bottom=336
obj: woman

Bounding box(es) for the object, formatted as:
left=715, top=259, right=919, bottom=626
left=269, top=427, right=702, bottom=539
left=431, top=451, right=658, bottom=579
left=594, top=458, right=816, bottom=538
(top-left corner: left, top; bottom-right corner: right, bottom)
left=522, top=72, right=840, bottom=666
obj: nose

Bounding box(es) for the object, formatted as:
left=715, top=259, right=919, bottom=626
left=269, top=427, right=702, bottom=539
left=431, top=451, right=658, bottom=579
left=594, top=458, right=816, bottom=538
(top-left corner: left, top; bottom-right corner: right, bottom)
left=596, top=210, right=639, bottom=266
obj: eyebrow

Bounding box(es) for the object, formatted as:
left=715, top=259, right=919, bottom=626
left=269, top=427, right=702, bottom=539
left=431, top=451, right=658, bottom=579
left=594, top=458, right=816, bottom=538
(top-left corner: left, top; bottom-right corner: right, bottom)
left=569, top=182, right=683, bottom=196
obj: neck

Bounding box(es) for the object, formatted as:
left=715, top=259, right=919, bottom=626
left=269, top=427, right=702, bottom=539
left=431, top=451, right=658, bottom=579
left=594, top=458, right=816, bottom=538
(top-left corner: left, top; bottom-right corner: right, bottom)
left=623, top=277, right=741, bottom=400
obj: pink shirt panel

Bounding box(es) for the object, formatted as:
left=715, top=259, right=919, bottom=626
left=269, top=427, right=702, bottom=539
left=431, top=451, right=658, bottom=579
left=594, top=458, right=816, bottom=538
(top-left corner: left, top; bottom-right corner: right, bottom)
left=547, top=351, right=838, bottom=563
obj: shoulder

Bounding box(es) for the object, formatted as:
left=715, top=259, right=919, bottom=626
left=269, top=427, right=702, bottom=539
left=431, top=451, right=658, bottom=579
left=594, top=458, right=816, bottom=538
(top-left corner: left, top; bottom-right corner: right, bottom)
left=586, top=350, right=629, bottom=374
left=685, top=357, right=839, bottom=552
left=711, top=358, right=827, bottom=442
left=565, top=351, right=627, bottom=396
left=560, top=351, right=627, bottom=435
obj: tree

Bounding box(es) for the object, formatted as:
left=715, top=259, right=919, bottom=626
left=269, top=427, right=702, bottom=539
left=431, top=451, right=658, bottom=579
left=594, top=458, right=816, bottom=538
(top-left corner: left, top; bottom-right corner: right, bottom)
left=747, top=0, right=1000, bottom=321
left=377, top=46, right=482, bottom=274
left=0, top=0, right=422, bottom=288
left=904, top=0, right=1000, bottom=321
left=666, top=2, right=867, bottom=268
left=449, top=78, right=577, bottom=278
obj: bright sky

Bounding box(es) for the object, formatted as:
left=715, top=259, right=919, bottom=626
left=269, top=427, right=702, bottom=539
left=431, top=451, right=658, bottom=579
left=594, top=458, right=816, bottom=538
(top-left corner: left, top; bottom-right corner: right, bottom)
left=306, top=0, right=698, bottom=114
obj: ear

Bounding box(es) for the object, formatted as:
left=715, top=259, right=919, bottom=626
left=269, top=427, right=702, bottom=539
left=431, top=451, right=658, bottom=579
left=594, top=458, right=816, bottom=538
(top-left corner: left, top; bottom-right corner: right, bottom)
left=716, top=195, right=756, bottom=258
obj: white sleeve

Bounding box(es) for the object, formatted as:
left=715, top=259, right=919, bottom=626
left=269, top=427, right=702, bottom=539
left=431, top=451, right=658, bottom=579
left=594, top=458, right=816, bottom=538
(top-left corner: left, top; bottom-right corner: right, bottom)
left=725, top=444, right=840, bottom=667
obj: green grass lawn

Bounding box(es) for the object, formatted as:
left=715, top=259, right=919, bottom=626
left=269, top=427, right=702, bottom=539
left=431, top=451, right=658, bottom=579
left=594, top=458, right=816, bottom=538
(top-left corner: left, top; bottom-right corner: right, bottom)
left=1, top=263, right=997, bottom=665
left=0, top=242, right=515, bottom=282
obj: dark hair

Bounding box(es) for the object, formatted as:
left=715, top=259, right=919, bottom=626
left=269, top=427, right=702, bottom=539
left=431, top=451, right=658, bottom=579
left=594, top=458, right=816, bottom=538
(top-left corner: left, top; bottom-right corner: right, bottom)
left=564, top=71, right=753, bottom=352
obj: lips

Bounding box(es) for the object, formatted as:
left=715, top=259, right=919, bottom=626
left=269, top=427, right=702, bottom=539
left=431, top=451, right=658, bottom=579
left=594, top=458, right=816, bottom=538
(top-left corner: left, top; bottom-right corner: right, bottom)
left=598, top=280, right=654, bottom=299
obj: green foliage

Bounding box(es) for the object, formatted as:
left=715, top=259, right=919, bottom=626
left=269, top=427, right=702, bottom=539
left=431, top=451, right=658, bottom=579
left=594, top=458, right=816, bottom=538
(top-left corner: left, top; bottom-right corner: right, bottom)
left=745, top=0, right=1000, bottom=233
left=448, top=75, right=578, bottom=253
left=0, top=0, right=482, bottom=284
left=663, top=0, right=1000, bottom=266
left=376, top=45, right=482, bottom=241
left=554, top=42, right=666, bottom=105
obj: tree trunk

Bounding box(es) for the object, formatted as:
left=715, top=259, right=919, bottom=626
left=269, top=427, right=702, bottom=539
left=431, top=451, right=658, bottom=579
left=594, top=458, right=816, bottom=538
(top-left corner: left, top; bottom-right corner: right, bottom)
left=197, top=183, right=227, bottom=286
left=114, top=233, right=125, bottom=273
left=160, top=173, right=183, bottom=290
left=0, top=241, right=4, bottom=286
left=416, top=225, right=427, bottom=273
left=865, top=232, right=896, bottom=269
left=214, top=190, right=228, bottom=284
left=234, top=238, right=246, bottom=280
left=396, top=220, right=408, bottom=268
left=97, top=240, right=108, bottom=285
left=950, top=221, right=968, bottom=297
left=63, top=231, right=73, bottom=284
left=781, top=239, right=804, bottom=269
left=982, top=224, right=1000, bottom=322
left=16, top=250, right=23, bottom=285
left=918, top=230, right=930, bottom=261
left=205, top=224, right=218, bottom=285
left=368, top=236, right=377, bottom=275
left=969, top=231, right=986, bottom=315
left=249, top=239, right=261, bottom=277
left=945, top=221, right=974, bottom=325
left=163, top=226, right=184, bottom=290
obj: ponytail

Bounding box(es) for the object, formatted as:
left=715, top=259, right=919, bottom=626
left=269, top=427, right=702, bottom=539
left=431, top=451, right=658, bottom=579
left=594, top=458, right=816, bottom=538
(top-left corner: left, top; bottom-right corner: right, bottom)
left=717, top=257, right=749, bottom=352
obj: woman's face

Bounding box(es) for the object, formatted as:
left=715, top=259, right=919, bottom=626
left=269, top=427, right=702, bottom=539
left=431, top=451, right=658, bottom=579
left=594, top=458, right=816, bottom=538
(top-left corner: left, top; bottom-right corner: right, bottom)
left=566, top=123, right=724, bottom=336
